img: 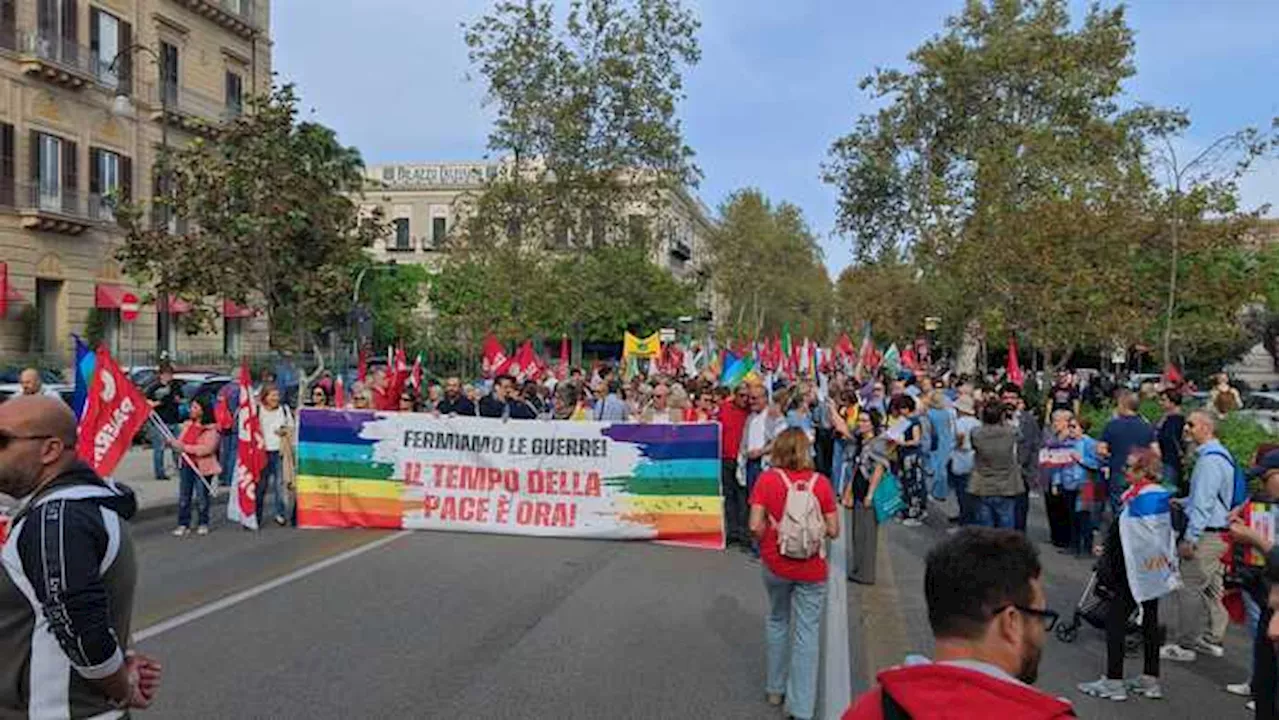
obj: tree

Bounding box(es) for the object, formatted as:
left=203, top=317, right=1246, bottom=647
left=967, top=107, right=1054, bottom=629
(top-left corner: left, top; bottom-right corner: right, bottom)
left=822, top=0, right=1164, bottom=372
left=709, top=189, right=833, bottom=339
left=833, top=255, right=927, bottom=344
left=115, top=85, right=385, bottom=350
left=364, top=263, right=432, bottom=351
left=460, top=0, right=701, bottom=251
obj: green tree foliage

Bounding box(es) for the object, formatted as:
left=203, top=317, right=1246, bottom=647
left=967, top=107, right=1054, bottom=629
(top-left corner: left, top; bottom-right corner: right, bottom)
left=834, top=255, right=928, bottom=344
left=364, top=263, right=432, bottom=351
left=115, top=85, right=386, bottom=349
left=710, top=189, right=832, bottom=339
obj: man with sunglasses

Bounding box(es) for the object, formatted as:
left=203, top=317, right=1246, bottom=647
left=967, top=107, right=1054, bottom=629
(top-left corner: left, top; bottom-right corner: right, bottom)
left=843, top=528, right=1073, bottom=718
left=0, top=396, right=161, bottom=716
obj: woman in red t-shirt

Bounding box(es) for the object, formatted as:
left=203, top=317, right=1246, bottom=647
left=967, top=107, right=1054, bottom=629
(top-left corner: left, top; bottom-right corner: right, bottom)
left=748, top=428, right=839, bottom=720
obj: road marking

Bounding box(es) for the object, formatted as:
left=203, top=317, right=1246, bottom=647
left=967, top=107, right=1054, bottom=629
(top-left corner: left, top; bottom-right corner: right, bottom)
left=133, top=530, right=411, bottom=643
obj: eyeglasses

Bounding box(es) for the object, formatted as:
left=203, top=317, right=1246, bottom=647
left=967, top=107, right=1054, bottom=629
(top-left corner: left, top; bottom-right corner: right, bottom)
left=995, top=604, right=1059, bottom=632
left=0, top=431, right=54, bottom=450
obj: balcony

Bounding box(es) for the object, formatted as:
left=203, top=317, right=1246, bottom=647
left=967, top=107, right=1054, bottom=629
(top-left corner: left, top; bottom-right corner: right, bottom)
left=669, top=239, right=692, bottom=262
left=15, top=30, right=96, bottom=89
left=17, top=182, right=94, bottom=235
left=141, top=82, right=238, bottom=135
left=169, top=0, right=259, bottom=38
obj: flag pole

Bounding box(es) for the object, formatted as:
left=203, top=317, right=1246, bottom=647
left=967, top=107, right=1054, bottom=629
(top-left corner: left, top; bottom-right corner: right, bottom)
left=149, top=412, right=217, bottom=496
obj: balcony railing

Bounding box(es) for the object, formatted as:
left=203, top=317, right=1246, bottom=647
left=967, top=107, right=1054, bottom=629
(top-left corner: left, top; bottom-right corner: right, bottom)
left=169, top=0, right=258, bottom=38
left=16, top=29, right=95, bottom=88
left=16, top=182, right=94, bottom=234
left=141, top=81, right=239, bottom=131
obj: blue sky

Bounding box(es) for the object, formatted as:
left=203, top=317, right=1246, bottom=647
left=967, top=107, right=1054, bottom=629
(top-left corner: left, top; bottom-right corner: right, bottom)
left=274, top=0, right=1278, bottom=276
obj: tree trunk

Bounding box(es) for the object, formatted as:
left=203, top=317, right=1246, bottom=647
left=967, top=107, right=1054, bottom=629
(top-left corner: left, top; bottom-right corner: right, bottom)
left=956, top=317, right=983, bottom=376
left=1161, top=198, right=1180, bottom=367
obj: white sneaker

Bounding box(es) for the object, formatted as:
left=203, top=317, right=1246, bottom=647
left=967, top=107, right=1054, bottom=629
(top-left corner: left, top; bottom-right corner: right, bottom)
left=1159, top=644, right=1196, bottom=662
left=1190, top=638, right=1225, bottom=658
left=171, top=526, right=189, bottom=537
left=902, top=517, right=923, bottom=527
left=1225, top=682, right=1251, bottom=697
left=1247, top=700, right=1256, bottom=711
left=1078, top=677, right=1127, bottom=701
left=274, top=515, right=287, bottom=526
left=195, top=525, right=210, bottom=536
left=1124, top=675, right=1163, bottom=699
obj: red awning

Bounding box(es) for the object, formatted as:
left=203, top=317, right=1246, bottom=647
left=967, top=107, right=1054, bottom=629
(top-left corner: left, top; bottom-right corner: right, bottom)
left=167, top=295, right=192, bottom=314
left=95, top=284, right=127, bottom=309
left=223, top=299, right=255, bottom=318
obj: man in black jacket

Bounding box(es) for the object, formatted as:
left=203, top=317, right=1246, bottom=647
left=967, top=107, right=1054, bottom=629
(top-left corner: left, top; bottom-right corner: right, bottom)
left=435, top=376, right=476, bottom=416
left=479, top=375, right=515, bottom=418
left=0, top=396, right=162, bottom=717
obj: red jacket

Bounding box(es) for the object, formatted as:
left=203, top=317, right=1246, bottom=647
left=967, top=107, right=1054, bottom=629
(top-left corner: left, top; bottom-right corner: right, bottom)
left=843, top=662, right=1075, bottom=719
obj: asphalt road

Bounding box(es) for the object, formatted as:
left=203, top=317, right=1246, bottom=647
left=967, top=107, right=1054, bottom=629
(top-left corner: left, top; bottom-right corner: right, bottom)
left=130, top=514, right=786, bottom=719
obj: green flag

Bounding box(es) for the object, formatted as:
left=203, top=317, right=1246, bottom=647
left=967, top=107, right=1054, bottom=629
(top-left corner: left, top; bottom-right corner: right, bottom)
left=883, top=343, right=901, bottom=378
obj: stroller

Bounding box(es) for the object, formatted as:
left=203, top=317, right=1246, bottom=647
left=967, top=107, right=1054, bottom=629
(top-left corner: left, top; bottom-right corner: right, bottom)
left=1055, top=564, right=1144, bottom=654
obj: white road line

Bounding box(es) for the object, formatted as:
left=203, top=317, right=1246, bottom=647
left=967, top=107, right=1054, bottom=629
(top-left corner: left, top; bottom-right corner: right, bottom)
left=133, top=530, right=412, bottom=643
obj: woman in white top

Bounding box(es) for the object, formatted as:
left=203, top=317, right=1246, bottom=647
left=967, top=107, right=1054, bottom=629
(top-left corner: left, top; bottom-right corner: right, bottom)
left=256, top=384, right=293, bottom=527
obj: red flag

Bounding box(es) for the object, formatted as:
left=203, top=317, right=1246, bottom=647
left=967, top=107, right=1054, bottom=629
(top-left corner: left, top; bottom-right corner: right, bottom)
left=1162, top=363, right=1184, bottom=387
left=75, top=346, right=151, bottom=478
left=1006, top=336, right=1024, bottom=388
left=901, top=347, right=918, bottom=372
left=411, top=353, right=423, bottom=391
left=333, top=375, right=345, bottom=408
left=357, top=346, right=368, bottom=384
left=229, top=364, right=264, bottom=530
left=512, top=340, right=542, bottom=381
left=482, top=333, right=512, bottom=378
left=556, top=336, right=570, bottom=380
left=836, top=333, right=855, bottom=359
left=213, top=390, right=233, bottom=432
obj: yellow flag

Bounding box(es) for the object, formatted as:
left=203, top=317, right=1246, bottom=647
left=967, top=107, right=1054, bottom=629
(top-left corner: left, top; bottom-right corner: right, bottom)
left=623, top=331, right=661, bottom=358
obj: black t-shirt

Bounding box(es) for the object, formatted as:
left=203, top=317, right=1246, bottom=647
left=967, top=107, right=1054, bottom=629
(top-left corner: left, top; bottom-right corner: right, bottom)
left=147, top=379, right=184, bottom=424
left=1049, top=385, right=1078, bottom=413
left=1156, top=413, right=1186, bottom=475
left=436, top=395, right=475, bottom=416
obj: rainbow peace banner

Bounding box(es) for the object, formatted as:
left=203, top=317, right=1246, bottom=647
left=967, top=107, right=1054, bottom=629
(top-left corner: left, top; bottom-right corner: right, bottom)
left=295, top=410, right=725, bottom=549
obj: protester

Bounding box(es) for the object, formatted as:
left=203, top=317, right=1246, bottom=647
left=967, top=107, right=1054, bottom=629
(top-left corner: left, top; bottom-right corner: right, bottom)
left=310, top=385, right=330, bottom=408
left=969, top=401, right=1023, bottom=530
left=215, top=381, right=239, bottom=487
left=479, top=374, right=513, bottom=418
left=146, top=365, right=184, bottom=480
left=887, top=394, right=925, bottom=526
left=1224, top=449, right=1278, bottom=711
left=1039, top=410, right=1081, bottom=549
left=641, top=381, right=677, bottom=423
left=1077, top=449, right=1171, bottom=701
left=509, top=382, right=541, bottom=420
left=352, top=389, right=372, bottom=409
left=592, top=379, right=630, bottom=422
left=842, top=410, right=892, bottom=585
left=741, top=383, right=775, bottom=537
left=168, top=398, right=220, bottom=537
left=1162, top=409, right=1233, bottom=662
left=18, top=367, right=60, bottom=398
left=436, top=376, right=476, bottom=416
left=924, top=391, right=957, bottom=509
left=1209, top=373, right=1242, bottom=415
left=1098, top=390, right=1157, bottom=513
left=719, top=384, right=751, bottom=548
left=256, top=384, right=294, bottom=528
left=843, top=528, right=1073, bottom=718
left=748, top=428, right=839, bottom=720
left=1003, top=387, right=1040, bottom=533
left=1156, top=389, right=1187, bottom=489
left=398, top=390, right=417, bottom=413
left=950, top=396, right=980, bottom=526
left=0, top=396, right=163, bottom=716
left=425, top=383, right=442, bottom=412
left=1044, top=371, right=1081, bottom=425
left=1068, top=417, right=1102, bottom=557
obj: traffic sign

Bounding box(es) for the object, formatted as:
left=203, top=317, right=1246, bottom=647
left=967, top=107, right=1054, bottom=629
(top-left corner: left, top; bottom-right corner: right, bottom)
left=120, top=292, right=139, bottom=322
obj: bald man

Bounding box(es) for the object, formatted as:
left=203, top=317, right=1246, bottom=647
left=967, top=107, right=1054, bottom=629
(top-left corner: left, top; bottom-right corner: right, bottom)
left=0, top=396, right=161, bottom=716
left=18, top=367, right=60, bottom=399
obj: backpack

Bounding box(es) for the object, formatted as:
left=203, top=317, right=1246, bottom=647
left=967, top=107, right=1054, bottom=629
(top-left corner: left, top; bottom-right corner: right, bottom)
left=775, top=471, right=827, bottom=560
left=1202, top=449, right=1248, bottom=511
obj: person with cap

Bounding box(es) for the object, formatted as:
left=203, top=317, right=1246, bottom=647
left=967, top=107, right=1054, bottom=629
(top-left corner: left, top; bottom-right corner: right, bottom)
left=1223, top=447, right=1278, bottom=712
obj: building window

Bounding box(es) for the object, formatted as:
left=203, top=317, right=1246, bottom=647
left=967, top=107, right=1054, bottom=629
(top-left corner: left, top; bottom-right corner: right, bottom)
left=30, top=131, right=76, bottom=214
left=224, top=317, right=243, bottom=356
left=0, top=1, right=15, bottom=53
left=36, top=0, right=78, bottom=66
left=0, top=123, right=13, bottom=207
left=159, top=41, right=179, bottom=108
left=35, top=278, right=61, bottom=354
left=225, top=71, right=243, bottom=117
left=390, top=217, right=411, bottom=250
left=90, top=8, right=130, bottom=91
left=90, top=147, right=130, bottom=221
left=432, top=216, right=447, bottom=247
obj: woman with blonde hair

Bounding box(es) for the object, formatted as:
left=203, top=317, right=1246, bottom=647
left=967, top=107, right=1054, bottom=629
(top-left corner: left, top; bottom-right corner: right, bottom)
left=749, top=428, right=839, bottom=720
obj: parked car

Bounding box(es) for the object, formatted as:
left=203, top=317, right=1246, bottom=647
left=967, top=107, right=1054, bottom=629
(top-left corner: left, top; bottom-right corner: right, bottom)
left=1241, top=391, right=1279, bottom=434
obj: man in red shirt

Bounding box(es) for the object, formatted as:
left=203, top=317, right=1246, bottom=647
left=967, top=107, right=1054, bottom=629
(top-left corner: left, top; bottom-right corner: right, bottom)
left=843, top=528, right=1074, bottom=719
left=719, top=383, right=751, bottom=547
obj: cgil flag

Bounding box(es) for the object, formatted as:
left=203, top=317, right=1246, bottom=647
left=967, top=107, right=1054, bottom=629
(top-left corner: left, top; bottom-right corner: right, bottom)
left=75, top=346, right=151, bottom=478
left=482, top=333, right=512, bottom=378
left=228, top=364, right=264, bottom=530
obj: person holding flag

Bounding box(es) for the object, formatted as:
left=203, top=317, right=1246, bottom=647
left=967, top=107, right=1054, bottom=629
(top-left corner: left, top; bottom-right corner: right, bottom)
left=166, top=398, right=220, bottom=536
left=229, top=364, right=265, bottom=531
left=256, top=385, right=294, bottom=527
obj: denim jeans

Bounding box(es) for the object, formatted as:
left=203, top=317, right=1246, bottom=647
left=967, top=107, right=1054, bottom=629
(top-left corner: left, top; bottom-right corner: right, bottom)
left=972, top=496, right=1017, bottom=529
left=831, top=439, right=847, bottom=496
left=763, top=567, right=825, bottom=720
left=177, top=465, right=211, bottom=527
left=948, top=471, right=971, bottom=525
left=150, top=422, right=180, bottom=479
left=219, top=432, right=237, bottom=487
left=256, top=451, right=286, bottom=524
left=745, top=458, right=764, bottom=499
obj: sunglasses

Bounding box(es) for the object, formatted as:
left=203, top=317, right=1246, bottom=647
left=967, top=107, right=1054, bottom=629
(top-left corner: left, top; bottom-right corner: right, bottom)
left=0, top=431, right=54, bottom=450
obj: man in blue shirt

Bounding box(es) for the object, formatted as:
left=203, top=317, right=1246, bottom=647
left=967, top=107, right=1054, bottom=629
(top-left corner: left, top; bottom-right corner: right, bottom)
left=1162, top=409, right=1234, bottom=662
left=1098, top=391, right=1157, bottom=512
left=592, top=380, right=630, bottom=422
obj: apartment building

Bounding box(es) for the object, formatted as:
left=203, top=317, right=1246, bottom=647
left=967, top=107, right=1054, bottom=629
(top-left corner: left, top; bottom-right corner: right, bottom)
left=359, top=161, right=720, bottom=320
left=0, top=0, right=271, bottom=365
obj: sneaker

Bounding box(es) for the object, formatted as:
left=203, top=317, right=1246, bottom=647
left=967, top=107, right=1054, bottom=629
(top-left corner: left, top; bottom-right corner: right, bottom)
left=1225, top=682, right=1252, bottom=697
left=1159, top=644, right=1196, bottom=662
left=274, top=515, right=287, bottom=526
left=196, top=525, right=210, bottom=536
left=171, top=526, right=189, bottom=537
left=1124, top=675, right=1163, bottom=699
left=1190, top=638, right=1225, bottom=658
left=766, top=693, right=784, bottom=707
left=1078, top=678, right=1127, bottom=701
left=902, top=518, right=923, bottom=527
left=1247, top=701, right=1256, bottom=711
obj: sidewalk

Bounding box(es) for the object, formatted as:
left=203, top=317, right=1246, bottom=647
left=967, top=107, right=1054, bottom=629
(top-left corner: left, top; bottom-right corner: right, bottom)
left=113, top=446, right=229, bottom=523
